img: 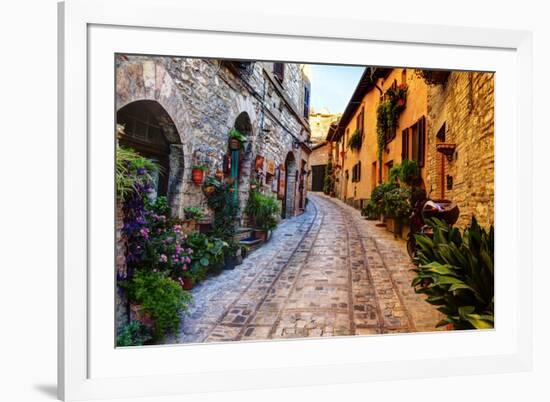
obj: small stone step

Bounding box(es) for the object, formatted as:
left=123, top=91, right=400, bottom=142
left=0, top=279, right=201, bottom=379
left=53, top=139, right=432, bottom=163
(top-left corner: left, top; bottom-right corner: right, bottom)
left=239, top=237, right=264, bottom=254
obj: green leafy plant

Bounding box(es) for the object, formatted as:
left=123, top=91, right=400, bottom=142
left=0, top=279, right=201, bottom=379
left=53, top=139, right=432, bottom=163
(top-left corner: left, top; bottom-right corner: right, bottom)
left=370, top=182, right=398, bottom=216
left=186, top=232, right=229, bottom=278
left=191, top=164, right=208, bottom=171
left=389, top=160, right=421, bottom=187
left=348, top=129, right=363, bottom=152
left=245, top=190, right=280, bottom=232
left=204, top=176, right=240, bottom=256
left=323, top=160, right=334, bottom=195
left=183, top=206, right=204, bottom=221
left=361, top=199, right=380, bottom=220
left=228, top=128, right=247, bottom=143
left=116, top=320, right=153, bottom=347
left=144, top=196, right=170, bottom=217
left=116, top=145, right=159, bottom=200
left=125, top=271, right=191, bottom=340
left=411, top=217, right=494, bottom=330
left=383, top=187, right=411, bottom=219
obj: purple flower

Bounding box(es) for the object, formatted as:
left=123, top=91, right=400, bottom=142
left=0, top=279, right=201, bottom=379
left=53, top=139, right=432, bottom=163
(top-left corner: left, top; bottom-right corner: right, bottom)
left=137, top=167, right=146, bottom=175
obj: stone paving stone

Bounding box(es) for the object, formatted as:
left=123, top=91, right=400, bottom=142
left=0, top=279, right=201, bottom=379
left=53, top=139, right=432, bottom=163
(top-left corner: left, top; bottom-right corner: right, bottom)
left=166, top=192, right=443, bottom=345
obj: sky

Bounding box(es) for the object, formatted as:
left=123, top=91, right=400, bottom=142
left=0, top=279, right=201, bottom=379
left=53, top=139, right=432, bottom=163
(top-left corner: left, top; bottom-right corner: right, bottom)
left=307, top=64, right=365, bottom=114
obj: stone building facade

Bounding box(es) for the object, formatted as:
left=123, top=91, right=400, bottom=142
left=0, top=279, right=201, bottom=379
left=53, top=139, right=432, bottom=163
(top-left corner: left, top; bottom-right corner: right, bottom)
left=425, top=71, right=495, bottom=228
left=309, top=109, right=341, bottom=144
left=115, top=55, right=312, bottom=220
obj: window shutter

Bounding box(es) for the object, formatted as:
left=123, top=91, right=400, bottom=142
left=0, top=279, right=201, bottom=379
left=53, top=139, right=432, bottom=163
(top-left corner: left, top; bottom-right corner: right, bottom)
left=273, top=63, right=285, bottom=82
left=401, top=128, right=409, bottom=160
left=357, top=161, right=361, bottom=181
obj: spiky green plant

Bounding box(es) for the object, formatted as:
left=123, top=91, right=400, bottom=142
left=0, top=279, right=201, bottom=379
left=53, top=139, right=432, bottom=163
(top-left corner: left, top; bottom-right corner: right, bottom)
left=411, top=217, right=494, bottom=330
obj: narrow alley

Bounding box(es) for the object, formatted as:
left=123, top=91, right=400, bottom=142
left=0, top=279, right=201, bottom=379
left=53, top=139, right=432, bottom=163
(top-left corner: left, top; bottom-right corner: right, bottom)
left=171, top=193, right=442, bottom=344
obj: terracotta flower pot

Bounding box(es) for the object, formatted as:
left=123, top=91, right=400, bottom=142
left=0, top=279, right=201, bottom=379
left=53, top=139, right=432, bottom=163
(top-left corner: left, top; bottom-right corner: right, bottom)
left=254, top=229, right=268, bottom=242
left=192, top=168, right=205, bottom=185
left=229, top=138, right=241, bottom=150
left=181, top=277, right=194, bottom=290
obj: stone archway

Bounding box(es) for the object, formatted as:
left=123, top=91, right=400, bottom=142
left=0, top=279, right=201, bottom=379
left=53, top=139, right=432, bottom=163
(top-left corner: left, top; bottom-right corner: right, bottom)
left=283, top=151, right=297, bottom=218
left=115, top=57, right=192, bottom=216
left=230, top=112, right=253, bottom=215
left=117, top=100, right=185, bottom=216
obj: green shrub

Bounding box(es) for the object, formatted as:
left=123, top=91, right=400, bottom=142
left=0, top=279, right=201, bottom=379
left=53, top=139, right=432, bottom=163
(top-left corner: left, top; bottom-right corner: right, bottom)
left=411, top=217, right=494, bottom=330
left=361, top=199, right=380, bottom=220
left=125, top=271, right=191, bottom=340
left=186, top=232, right=228, bottom=278
left=245, top=190, right=280, bottom=231
left=389, top=160, right=420, bottom=187
left=183, top=206, right=204, bottom=221
left=116, top=320, right=153, bottom=347
left=145, top=196, right=170, bottom=217
left=383, top=187, right=411, bottom=219
left=370, top=182, right=398, bottom=215
left=323, top=160, right=334, bottom=195
left=204, top=176, right=240, bottom=249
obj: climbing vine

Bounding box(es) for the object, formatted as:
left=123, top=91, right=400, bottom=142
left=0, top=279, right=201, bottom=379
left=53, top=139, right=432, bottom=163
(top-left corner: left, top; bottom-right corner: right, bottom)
left=376, top=84, right=407, bottom=161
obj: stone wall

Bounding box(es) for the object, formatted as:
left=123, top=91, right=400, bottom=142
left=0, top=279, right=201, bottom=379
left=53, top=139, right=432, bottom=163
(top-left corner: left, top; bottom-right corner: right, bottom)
left=425, top=71, right=495, bottom=229
left=116, top=55, right=311, bottom=220
left=309, top=110, right=341, bottom=144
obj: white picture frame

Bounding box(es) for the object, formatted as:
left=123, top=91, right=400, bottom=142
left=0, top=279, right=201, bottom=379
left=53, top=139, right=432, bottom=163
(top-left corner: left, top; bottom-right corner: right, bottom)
left=58, top=0, right=533, bottom=400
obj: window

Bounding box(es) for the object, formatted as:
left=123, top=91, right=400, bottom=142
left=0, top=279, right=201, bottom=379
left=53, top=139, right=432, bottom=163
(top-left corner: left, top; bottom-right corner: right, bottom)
left=356, top=107, right=365, bottom=137
left=273, top=63, right=285, bottom=83
left=410, top=116, right=426, bottom=167
left=436, top=122, right=446, bottom=142
left=303, top=83, right=310, bottom=119
left=351, top=162, right=361, bottom=182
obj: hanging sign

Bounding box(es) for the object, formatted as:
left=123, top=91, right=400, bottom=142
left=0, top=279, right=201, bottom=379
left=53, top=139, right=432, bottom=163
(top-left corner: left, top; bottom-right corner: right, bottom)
left=266, top=159, right=275, bottom=175
left=277, top=165, right=286, bottom=200
left=255, top=155, right=265, bottom=171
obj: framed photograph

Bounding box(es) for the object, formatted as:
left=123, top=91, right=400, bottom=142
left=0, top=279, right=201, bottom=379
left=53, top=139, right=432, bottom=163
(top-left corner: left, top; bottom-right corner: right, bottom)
left=58, top=0, right=533, bottom=400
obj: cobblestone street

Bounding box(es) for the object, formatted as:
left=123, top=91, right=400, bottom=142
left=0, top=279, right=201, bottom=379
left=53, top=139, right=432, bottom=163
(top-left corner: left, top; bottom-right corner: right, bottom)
left=169, top=193, right=442, bottom=344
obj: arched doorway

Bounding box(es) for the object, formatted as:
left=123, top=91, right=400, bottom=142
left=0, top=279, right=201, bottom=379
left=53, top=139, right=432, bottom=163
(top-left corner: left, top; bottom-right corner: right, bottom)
left=230, top=112, right=252, bottom=212
left=117, top=100, right=184, bottom=213
left=282, top=152, right=297, bottom=218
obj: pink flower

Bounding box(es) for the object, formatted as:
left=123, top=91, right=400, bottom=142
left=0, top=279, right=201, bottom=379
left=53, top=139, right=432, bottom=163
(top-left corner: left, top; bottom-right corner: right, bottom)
left=185, top=256, right=191, bottom=263
left=159, top=254, right=168, bottom=263
left=139, top=228, right=150, bottom=239
left=183, top=264, right=188, bottom=271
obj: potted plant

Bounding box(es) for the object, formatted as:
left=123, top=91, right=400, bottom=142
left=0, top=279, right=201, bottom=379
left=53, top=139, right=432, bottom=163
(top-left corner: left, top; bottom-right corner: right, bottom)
left=383, top=186, right=411, bottom=237
left=191, top=164, right=207, bottom=185
left=348, top=129, right=363, bottom=152
left=228, top=128, right=247, bottom=150
left=183, top=206, right=204, bottom=222
left=245, top=189, right=280, bottom=241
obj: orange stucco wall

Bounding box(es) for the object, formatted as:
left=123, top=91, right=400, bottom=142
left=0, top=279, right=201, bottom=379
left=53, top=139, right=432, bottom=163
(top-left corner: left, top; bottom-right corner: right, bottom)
left=337, top=68, right=428, bottom=205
